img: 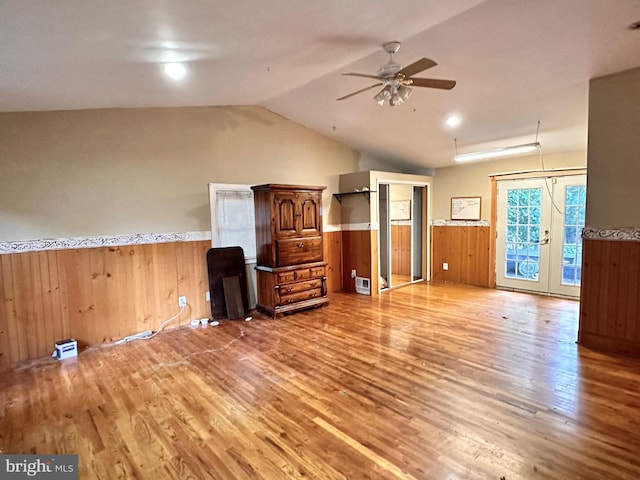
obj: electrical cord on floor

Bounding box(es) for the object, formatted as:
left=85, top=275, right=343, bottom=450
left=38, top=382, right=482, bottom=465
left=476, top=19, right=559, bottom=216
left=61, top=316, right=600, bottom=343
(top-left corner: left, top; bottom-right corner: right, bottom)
left=84, top=304, right=249, bottom=358
left=141, top=303, right=188, bottom=341
left=186, top=328, right=246, bottom=356
left=109, top=303, right=188, bottom=346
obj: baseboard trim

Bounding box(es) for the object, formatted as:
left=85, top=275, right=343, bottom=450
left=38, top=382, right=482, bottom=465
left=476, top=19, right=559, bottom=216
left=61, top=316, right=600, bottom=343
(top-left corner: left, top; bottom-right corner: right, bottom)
left=578, top=331, right=640, bottom=358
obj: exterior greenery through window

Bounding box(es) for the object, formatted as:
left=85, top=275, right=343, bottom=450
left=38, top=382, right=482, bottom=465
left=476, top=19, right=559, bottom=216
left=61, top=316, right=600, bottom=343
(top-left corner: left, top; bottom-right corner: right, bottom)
left=505, top=188, right=541, bottom=280
left=504, top=184, right=585, bottom=285
left=562, top=185, right=586, bottom=286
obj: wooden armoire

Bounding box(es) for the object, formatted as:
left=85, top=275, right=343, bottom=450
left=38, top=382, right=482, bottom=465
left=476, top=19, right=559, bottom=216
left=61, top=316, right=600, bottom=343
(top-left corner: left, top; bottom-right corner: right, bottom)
left=251, top=184, right=328, bottom=317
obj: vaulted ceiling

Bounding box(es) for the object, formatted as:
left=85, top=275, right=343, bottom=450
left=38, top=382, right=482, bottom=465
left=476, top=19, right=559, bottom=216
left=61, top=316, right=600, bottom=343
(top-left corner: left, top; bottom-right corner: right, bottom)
left=2, top=0, right=640, bottom=171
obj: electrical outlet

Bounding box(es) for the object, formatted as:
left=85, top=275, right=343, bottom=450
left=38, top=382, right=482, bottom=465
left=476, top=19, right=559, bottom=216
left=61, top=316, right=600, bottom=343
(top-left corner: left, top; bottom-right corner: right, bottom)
left=351, top=269, right=357, bottom=278
left=178, top=296, right=187, bottom=307
left=205, top=291, right=210, bottom=302
left=443, top=263, right=449, bottom=271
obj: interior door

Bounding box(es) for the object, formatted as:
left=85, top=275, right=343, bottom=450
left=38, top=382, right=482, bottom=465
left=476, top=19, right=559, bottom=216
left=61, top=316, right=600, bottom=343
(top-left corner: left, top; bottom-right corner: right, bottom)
left=378, top=184, right=390, bottom=289
left=378, top=183, right=427, bottom=291
left=496, top=175, right=586, bottom=297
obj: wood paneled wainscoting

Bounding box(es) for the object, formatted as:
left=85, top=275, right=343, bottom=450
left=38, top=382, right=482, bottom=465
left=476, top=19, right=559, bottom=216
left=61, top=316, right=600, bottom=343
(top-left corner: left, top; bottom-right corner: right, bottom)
left=322, top=230, right=342, bottom=293
left=431, top=222, right=493, bottom=288
left=0, top=240, right=211, bottom=369
left=579, top=228, right=640, bottom=356
left=0, top=232, right=343, bottom=369
left=340, top=228, right=377, bottom=294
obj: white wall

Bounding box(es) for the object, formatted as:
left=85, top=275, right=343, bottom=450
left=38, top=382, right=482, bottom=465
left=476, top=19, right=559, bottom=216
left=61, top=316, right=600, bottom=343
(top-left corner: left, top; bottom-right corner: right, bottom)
left=433, top=150, right=587, bottom=220
left=0, top=106, right=360, bottom=241
left=586, top=66, right=640, bottom=229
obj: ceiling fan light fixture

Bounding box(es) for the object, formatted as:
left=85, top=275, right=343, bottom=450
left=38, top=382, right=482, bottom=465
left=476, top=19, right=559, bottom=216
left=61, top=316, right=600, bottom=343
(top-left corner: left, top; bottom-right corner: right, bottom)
left=373, top=86, right=392, bottom=106
left=398, top=85, right=412, bottom=101
left=389, top=85, right=410, bottom=107
left=336, top=41, right=455, bottom=105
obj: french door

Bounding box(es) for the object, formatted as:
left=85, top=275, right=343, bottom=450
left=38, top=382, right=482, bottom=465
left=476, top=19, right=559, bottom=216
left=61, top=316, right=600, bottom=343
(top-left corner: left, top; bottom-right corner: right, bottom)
left=496, top=175, right=586, bottom=297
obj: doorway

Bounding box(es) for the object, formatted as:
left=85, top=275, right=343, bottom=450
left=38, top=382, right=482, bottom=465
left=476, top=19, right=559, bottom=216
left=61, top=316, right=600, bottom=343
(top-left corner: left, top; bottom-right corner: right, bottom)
left=378, top=183, right=427, bottom=291
left=495, top=174, right=586, bottom=297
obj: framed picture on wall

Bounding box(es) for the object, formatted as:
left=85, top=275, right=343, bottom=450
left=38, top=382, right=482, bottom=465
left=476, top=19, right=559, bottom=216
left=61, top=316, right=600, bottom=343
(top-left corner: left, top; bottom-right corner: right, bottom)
left=451, top=196, right=481, bottom=220
left=390, top=200, right=411, bottom=220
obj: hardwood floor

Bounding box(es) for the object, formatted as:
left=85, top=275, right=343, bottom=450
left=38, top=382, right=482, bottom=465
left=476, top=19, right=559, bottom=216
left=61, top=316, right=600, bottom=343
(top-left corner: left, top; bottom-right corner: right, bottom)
left=390, top=274, right=412, bottom=287
left=1, top=282, right=640, bottom=479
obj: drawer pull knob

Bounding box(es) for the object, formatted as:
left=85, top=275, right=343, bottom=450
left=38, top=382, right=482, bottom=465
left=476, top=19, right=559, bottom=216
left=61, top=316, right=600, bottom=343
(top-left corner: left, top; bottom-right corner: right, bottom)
left=297, top=242, right=305, bottom=248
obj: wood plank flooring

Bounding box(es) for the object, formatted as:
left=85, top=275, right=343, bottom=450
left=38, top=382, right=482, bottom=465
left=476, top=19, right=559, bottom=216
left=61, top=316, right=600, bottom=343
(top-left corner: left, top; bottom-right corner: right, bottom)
left=1, top=282, right=640, bottom=479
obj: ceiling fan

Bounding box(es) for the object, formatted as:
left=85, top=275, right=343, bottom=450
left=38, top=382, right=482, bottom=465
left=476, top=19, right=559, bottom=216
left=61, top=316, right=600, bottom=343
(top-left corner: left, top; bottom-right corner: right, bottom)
left=337, top=41, right=456, bottom=107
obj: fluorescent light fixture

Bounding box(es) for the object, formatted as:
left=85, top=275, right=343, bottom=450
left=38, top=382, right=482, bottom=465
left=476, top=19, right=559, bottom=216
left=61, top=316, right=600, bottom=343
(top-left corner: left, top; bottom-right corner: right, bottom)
left=454, top=142, right=541, bottom=163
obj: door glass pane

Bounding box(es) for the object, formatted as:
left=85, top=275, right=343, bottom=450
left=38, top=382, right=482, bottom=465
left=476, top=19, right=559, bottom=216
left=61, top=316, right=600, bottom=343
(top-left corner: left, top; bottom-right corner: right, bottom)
left=562, top=184, right=586, bottom=286
left=504, top=187, right=541, bottom=281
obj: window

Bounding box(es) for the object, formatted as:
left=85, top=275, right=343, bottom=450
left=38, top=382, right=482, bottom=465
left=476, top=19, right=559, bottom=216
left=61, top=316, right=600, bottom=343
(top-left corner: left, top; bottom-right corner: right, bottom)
left=208, top=184, right=256, bottom=262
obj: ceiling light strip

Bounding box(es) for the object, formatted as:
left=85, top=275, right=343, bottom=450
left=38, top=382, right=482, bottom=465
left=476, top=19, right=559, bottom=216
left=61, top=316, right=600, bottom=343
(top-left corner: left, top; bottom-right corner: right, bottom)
left=453, top=142, right=541, bottom=163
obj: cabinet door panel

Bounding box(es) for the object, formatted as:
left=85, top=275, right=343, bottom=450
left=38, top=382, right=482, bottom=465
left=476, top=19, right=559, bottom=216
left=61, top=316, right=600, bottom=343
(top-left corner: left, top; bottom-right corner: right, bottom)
left=299, top=193, right=322, bottom=236
left=274, top=193, right=298, bottom=237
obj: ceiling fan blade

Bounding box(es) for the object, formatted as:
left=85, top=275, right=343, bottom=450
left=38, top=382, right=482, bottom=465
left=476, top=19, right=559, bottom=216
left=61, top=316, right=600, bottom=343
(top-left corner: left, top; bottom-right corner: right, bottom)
left=342, top=72, right=383, bottom=80
left=410, top=78, right=456, bottom=90
left=336, top=83, right=383, bottom=101
left=397, top=58, right=437, bottom=78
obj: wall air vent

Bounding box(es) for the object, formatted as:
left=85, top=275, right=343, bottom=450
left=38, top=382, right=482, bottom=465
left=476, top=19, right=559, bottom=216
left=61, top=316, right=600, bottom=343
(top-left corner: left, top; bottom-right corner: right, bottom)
left=355, top=276, right=370, bottom=295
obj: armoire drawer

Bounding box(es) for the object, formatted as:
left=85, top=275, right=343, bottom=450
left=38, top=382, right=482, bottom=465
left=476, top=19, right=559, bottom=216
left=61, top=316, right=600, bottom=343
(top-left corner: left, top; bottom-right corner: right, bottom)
left=278, top=288, right=323, bottom=306
left=276, top=236, right=322, bottom=267
left=277, top=265, right=325, bottom=284
left=278, top=278, right=323, bottom=295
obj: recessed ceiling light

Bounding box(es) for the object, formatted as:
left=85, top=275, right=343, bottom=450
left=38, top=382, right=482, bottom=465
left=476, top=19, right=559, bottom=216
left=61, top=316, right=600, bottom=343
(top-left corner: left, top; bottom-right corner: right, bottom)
left=445, top=114, right=461, bottom=128
left=163, top=62, right=188, bottom=81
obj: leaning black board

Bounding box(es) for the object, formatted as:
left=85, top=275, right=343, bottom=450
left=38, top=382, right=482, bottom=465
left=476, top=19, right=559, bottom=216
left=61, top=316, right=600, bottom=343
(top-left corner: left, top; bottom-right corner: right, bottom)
left=206, top=247, right=249, bottom=320
left=222, top=276, right=245, bottom=320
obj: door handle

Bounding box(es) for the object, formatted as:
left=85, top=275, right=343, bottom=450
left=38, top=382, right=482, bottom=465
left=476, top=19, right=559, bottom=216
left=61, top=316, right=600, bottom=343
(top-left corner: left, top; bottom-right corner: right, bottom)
left=539, top=230, right=550, bottom=245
